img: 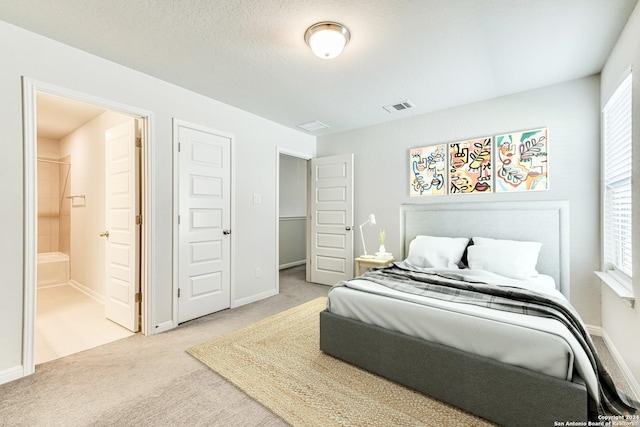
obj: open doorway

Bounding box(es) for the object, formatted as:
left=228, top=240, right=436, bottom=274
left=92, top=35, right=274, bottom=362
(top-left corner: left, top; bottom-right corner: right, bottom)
left=35, top=93, right=138, bottom=363
left=277, top=150, right=310, bottom=290
left=22, top=79, right=152, bottom=373
left=276, top=151, right=355, bottom=287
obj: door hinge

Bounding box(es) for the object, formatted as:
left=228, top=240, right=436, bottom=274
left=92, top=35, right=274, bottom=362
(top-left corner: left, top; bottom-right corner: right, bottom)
left=178, top=215, right=181, bottom=225
left=136, top=214, right=142, bottom=225
left=136, top=137, right=142, bottom=148
left=135, top=292, right=141, bottom=303
left=178, top=142, right=181, bottom=152
left=178, top=288, right=181, bottom=298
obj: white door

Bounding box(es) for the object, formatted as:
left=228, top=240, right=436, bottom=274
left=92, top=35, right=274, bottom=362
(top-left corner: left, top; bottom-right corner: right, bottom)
left=178, top=124, right=231, bottom=323
left=309, top=153, right=354, bottom=285
left=105, top=119, right=140, bottom=332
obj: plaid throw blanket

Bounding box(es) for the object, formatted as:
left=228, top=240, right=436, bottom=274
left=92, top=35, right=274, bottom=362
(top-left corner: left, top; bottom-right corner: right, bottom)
left=339, top=262, right=638, bottom=419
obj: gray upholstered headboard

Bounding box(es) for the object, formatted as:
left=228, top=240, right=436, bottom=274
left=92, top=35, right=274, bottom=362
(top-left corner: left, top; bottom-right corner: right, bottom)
left=400, top=201, right=570, bottom=298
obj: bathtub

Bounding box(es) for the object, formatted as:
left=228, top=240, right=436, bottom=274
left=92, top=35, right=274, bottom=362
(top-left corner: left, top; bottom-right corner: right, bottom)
left=37, top=252, right=69, bottom=287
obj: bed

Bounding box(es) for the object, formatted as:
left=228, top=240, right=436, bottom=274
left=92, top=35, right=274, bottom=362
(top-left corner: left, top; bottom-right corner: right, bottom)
left=319, top=201, right=634, bottom=426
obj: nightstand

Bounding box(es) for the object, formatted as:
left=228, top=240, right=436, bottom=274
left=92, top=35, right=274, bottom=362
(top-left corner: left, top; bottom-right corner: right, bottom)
left=355, top=256, right=395, bottom=276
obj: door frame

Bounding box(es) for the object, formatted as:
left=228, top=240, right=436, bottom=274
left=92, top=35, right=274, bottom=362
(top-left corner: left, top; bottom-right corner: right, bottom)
left=22, top=77, right=155, bottom=375
left=172, top=119, right=236, bottom=325
left=275, top=147, right=312, bottom=290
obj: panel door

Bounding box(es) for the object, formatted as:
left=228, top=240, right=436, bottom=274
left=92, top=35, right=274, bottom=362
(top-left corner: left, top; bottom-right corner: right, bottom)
left=105, top=119, right=140, bottom=332
left=178, top=125, right=231, bottom=323
left=309, top=154, right=354, bottom=285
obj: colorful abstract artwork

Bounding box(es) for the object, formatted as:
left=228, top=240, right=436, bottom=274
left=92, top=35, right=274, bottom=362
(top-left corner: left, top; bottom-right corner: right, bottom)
left=448, top=137, right=492, bottom=194
left=495, top=128, right=548, bottom=192
left=410, top=144, right=446, bottom=196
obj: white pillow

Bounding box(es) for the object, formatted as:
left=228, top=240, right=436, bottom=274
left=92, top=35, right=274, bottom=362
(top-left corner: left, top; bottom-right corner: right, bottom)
left=467, top=237, right=542, bottom=280
left=406, top=236, right=470, bottom=269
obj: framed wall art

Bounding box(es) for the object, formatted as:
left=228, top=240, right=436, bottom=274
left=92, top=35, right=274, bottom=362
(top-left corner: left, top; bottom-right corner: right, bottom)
left=410, top=144, right=446, bottom=196
left=448, top=137, right=492, bottom=194
left=495, top=128, right=548, bottom=192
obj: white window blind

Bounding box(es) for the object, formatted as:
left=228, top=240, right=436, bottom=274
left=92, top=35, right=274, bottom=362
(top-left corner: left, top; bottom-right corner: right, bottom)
left=603, top=72, right=633, bottom=281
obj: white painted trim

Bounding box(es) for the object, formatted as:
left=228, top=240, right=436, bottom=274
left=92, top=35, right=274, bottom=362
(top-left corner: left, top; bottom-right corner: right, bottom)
left=153, top=320, right=175, bottom=334
left=0, top=366, right=24, bottom=385
left=22, top=78, right=37, bottom=377
left=141, top=115, right=155, bottom=336
left=601, top=329, right=640, bottom=401
left=171, top=120, right=180, bottom=328
left=21, top=77, right=155, bottom=381
left=69, top=280, right=104, bottom=304
left=276, top=147, right=312, bottom=294
left=278, top=147, right=313, bottom=160
left=279, top=260, right=306, bottom=270
left=172, top=119, right=236, bottom=317
left=595, top=271, right=635, bottom=308
left=229, top=127, right=237, bottom=309
left=275, top=151, right=281, bottom=296
left=233, top=289, right=279, bottom=308
left=37, top=283, right=70, bottom=289
left=585, top=324, right=602, bottom=336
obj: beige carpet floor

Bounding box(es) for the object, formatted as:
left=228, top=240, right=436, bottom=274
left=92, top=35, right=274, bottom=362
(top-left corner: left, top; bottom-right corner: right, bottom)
left=0, top=265, right=323, bottom=427
left=188, top=297, right=493, bottom=427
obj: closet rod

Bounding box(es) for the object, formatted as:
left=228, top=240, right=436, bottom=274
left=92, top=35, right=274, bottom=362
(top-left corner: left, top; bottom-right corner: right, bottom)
left=37, top=158, right=71, bottom=166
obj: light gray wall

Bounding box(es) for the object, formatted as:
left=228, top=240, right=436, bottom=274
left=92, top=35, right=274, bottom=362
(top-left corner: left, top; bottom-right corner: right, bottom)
left=600, top=2, right=640, bottom=389
left=0, top=20, right=315, bottom=382
left=279, top=218, right=306, bottom=267
left=279, top=154, right=307, bottom=267
left=317, top=76, right=602, bottom=328
left=279, top=154, right=307, bottom=217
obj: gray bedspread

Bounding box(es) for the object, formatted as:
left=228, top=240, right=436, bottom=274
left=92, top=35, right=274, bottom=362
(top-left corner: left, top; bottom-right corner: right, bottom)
left=334, top=261, right=638, bottom=419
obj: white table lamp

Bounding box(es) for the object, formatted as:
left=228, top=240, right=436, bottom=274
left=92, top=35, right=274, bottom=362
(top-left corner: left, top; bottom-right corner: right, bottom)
left=359, top=214, right=376, bottom=258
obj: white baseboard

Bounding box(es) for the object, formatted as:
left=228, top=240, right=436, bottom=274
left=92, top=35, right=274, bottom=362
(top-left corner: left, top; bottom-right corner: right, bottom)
left=0, top=365, right=24, bottom=386
left=232, top=289, right=278, bottom=308
left=279, top=260, right=305, bottom=270
left=586, top=324, right=602, bottom=336
left=599, top=328, right=640, bottom=401
left=153, top=320, right=175, bottom=334
left=69, top=280, right=104, bottom=304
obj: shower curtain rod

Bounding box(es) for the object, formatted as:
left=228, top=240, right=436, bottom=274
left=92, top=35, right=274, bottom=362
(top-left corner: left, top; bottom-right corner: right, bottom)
left=37, top=157, right=71, bottom=165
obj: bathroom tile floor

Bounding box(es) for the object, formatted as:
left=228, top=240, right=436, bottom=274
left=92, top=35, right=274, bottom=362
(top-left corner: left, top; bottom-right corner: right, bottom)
left=36, top=284, right=135, bottom=364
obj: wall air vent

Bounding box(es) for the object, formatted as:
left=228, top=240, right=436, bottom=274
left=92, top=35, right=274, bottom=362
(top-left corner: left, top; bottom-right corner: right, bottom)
left=297, top=120, right=330, bottom=132
left=383, top=100, right=415, bottom=113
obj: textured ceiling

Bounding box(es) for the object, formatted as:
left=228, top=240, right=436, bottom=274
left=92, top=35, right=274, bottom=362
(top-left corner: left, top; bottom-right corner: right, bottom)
left=1, top=0, right=637, bottom=136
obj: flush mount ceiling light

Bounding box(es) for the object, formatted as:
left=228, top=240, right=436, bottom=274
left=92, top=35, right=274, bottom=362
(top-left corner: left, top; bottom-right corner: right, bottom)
left=304, top=21, right=350, bottom=59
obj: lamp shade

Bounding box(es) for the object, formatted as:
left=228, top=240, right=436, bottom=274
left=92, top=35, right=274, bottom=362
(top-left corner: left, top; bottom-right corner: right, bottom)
left=304, top=22, right=350, bottom=59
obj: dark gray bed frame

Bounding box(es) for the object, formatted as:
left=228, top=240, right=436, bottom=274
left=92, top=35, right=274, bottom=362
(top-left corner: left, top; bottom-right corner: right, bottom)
left=319, top=201, right=589, bottom=426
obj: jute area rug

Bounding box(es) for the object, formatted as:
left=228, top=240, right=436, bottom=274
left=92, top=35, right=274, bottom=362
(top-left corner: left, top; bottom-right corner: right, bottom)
left=188, top=297, right=493, bottom=427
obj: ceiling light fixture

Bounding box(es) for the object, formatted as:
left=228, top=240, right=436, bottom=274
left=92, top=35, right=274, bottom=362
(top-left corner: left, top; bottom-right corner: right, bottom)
left=304, top=21, right=350, bottom=59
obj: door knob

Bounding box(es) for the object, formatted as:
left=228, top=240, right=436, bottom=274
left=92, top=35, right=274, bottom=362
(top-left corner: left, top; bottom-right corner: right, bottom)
left=223, top=229, right=231, bottom=235
left=99, top=231, right=110, bottom=238
left=345, top=226, right=352, bottom=231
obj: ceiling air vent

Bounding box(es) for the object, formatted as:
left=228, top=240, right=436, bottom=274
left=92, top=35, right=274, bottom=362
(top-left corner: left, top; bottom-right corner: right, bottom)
left=383, top=100, right=415, bottom=113
left=297, top=120, right=330, bottom=132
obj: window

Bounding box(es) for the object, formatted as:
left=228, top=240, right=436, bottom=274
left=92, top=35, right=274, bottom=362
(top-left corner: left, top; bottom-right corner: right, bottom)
left=602, top=72, right=633, bottom=287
